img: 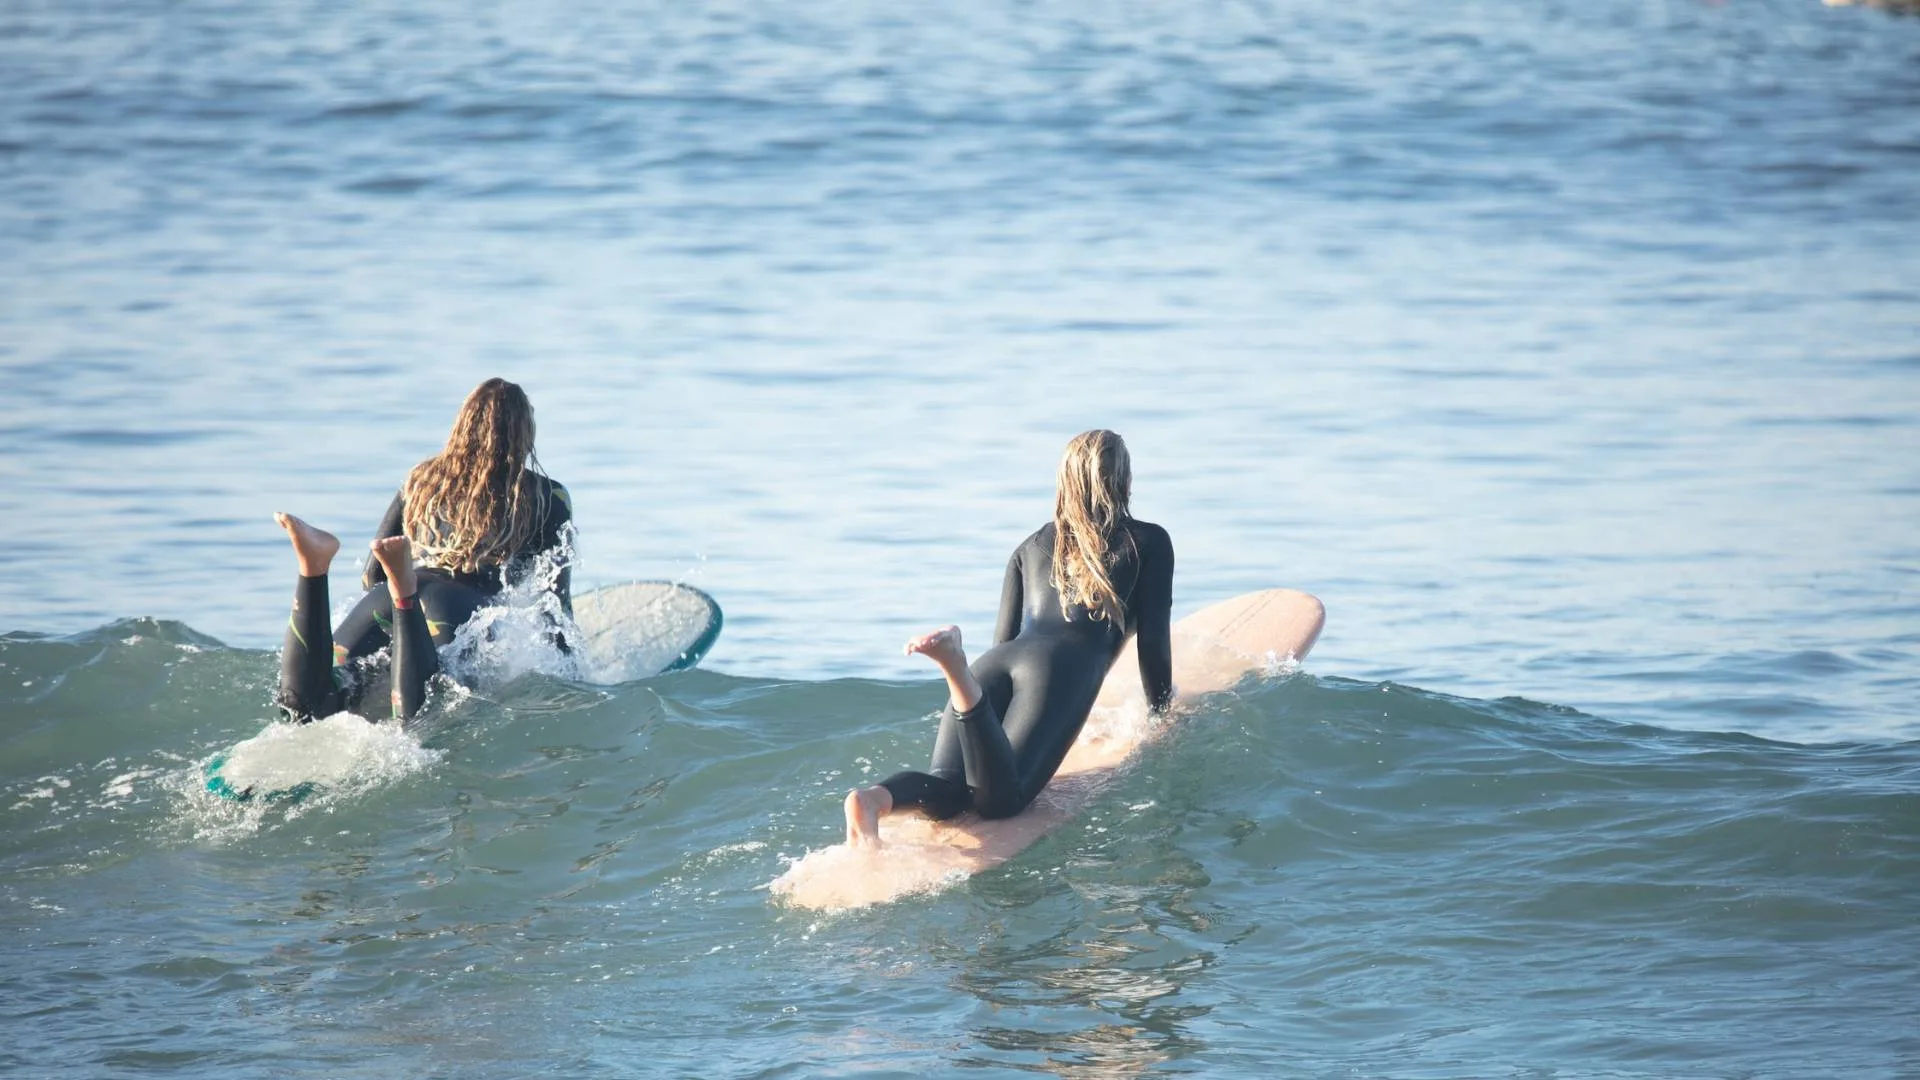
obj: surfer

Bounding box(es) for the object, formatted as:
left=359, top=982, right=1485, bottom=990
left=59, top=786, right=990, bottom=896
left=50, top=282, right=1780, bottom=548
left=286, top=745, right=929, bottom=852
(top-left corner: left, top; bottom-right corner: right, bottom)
left=843, top=429, right=1174, bottom=846
left=273, top=378, right=574, bottom=722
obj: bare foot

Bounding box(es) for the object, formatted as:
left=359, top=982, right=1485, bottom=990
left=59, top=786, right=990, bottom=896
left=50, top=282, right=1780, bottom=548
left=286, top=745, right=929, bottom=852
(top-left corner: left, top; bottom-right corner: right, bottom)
left=844, top=785, right=892, bottom=849
left=276, top=513, right=340, bottom=577
left=904, top=624, right=966, bottom=668
left=369, top=535, right=417, bottom=603
left=904, top=624, right=985, bottom=712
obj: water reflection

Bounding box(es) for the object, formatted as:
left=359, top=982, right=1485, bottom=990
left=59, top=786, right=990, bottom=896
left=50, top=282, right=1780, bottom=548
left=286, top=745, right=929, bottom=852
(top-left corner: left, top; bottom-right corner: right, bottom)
left=944, top=854, right=1222, bottom=1076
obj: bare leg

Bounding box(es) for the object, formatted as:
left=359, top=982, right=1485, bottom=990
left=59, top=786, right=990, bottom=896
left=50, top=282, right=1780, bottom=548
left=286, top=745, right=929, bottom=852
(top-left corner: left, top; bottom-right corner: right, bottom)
left=904, top=625, right=984, bottom=712
left=276, top=512, right=340, bottom=576
left=843, top=784, right=893, bottom=849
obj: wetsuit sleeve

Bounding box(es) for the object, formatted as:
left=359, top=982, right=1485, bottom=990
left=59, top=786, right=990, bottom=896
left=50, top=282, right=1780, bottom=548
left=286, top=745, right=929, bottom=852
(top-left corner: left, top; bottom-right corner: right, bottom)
left=1133, top=524, right=1175, bottom=712
left=993, top=544, right=1025, bottom=646
left=545, top=482, right=575, bottom=618
left=362, top=490, right=407, bottom=591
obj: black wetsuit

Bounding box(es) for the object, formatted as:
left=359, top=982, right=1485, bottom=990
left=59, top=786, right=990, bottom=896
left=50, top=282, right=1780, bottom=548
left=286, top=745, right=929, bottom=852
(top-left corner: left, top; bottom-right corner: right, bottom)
left=276, top=476, right=573, bottom=722
left=879, top=518, right=1174, bottom=821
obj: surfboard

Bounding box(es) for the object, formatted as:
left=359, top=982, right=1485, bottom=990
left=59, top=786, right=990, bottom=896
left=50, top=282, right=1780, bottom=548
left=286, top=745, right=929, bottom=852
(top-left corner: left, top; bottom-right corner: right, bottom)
left=203, top=751, right=314, bottom=803
left=768, top=588, right=1326, bottom=911
left=206, top=580, right=722, bottom=802
left=570, top=580, right=724, bottom=685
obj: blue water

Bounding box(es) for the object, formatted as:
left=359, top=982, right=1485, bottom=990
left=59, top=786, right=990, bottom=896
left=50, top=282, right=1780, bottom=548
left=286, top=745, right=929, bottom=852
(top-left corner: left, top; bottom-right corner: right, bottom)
left=3, top=1, right=1919, bottom=1075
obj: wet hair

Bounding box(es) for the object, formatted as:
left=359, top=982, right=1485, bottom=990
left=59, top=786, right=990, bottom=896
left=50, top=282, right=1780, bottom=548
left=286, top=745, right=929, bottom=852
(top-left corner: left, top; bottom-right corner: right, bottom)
left=401, top=378, right=547, bottom=575
left=1049, top=429, right=1134, bottom=623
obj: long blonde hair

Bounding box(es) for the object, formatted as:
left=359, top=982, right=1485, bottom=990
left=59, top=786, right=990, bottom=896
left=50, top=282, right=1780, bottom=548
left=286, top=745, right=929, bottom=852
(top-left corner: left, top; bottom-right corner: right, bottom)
left=1050, top=429, right=1134, bottom=623
left=402, top=378, right=546, bottom=575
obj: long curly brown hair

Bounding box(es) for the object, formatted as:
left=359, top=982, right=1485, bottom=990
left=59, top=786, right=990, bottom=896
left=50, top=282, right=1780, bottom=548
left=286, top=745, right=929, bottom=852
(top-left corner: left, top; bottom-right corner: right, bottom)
left=401, top=379, right=547, bottom=575
left=1049, top=429, right=1134, bottom=623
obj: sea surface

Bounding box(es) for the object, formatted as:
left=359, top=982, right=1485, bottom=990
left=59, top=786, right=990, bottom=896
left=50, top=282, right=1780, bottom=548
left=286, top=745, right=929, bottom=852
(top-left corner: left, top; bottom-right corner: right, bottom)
left=3, top=1, right=1918, bottom=1076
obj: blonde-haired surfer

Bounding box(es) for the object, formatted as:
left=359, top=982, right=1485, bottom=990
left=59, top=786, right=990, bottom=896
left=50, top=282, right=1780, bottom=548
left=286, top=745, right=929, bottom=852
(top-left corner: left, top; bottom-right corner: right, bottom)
left=845, top=429, right=1175, bottom=844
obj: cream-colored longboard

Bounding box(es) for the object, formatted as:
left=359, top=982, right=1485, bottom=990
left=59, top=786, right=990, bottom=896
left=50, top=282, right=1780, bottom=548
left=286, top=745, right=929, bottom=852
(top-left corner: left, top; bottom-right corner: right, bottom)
left=769, top=588, right=1325, bottom=911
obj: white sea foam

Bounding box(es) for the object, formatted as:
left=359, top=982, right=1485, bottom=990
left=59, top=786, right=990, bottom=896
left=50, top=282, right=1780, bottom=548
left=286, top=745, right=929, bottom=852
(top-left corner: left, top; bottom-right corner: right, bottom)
left=210, top=712, right=443, bottom=798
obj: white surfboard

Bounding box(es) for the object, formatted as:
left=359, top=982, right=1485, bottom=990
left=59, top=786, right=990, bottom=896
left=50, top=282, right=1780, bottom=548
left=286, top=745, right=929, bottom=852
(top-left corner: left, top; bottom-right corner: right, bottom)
left=570, top=580, right=723, bottom=685
left=769, top=588, right=1326, bottom=910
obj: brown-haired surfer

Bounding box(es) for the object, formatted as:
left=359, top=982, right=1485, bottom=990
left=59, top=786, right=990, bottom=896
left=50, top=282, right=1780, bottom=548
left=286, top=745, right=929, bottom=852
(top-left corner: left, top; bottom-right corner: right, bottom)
left=273, top=378, right=574, bottom=722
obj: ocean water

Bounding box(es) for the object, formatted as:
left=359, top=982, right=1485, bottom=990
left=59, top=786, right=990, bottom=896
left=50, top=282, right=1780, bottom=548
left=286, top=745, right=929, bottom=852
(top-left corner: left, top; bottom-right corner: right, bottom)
left=3, top=0, right=1919, bottom=1076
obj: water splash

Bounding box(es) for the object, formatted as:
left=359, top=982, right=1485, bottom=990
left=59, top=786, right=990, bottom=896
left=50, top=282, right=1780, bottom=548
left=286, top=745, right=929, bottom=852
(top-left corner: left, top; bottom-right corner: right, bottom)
left=440, top=535, right=584, bottom=689
left=200, top=712, right=442, bottom=801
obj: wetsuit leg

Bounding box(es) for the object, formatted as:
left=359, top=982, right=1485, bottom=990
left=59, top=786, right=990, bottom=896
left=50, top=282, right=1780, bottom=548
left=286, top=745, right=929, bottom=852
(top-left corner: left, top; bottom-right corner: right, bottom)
left=947, top=674, right=1026, bottom=819
left=878, top=696, right=1031, bottom=820
left=333, top=587, right=393, bottom=664
left=413, top=573, right=490, bottom=646
left=878, top=769, right=972, bottom=820
left=318, top=585, right=405, bottom=718
left=335, top=567, right=491, bottom=661
left=276, top=574, right=343, bottom=722
left=387, top=591, right=439, bottom=720
left=387, top=573, right=493, bottom=720
left=879, top=662, right=1014, bottom=819
left=876, top=727, right=973, bottom=819
left=979, top=641, right=1108, bottom=819
left=882, top=646, right=1075, bottom=820
left=884, top=639, right=1109, bottom=821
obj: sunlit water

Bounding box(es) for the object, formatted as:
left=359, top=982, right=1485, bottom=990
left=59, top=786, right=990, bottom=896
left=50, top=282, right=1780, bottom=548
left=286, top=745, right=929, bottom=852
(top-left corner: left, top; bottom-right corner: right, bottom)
left=3, top=0, right=1918, bottom=1076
